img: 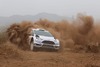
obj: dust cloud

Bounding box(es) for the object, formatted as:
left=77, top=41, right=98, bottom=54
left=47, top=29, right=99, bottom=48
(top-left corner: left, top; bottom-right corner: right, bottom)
left=6, top=14, right=100, bottom=53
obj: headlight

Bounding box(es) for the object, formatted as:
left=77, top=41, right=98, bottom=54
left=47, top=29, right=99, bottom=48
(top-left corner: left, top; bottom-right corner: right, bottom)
left=35, top=39, right=41, bottom=43
left=55, top=39, right=59, bottom=45
left=35, top=37, right=42, bottom=43
left=55, top=42, right=59, bottom=45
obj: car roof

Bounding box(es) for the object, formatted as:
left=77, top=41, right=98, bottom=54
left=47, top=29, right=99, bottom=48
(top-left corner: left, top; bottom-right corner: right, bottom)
left=32, top=28, right=48, bottom=32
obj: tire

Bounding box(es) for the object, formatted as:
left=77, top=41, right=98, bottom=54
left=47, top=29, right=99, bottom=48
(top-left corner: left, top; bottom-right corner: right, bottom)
left=30, top=42, right=34, bottom=51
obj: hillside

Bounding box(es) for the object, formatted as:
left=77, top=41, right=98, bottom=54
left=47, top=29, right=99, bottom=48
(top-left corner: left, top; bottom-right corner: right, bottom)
left=0, top=12, right=70, bottom=26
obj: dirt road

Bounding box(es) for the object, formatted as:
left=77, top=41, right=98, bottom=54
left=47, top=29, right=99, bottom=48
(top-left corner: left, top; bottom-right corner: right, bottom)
left=1, top=48, right=100, bottom=67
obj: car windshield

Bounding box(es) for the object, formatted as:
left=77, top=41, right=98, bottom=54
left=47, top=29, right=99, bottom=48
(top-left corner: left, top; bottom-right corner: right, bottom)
left=33, top=30, right=53, bottom=37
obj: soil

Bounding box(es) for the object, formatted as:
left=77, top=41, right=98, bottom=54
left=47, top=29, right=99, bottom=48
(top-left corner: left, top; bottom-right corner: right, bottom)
left=0, top=46, right=100, bottom=67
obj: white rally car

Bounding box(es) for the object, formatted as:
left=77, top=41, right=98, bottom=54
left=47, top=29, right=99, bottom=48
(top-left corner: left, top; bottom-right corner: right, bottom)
left=28, top=28, right=60, bottom=51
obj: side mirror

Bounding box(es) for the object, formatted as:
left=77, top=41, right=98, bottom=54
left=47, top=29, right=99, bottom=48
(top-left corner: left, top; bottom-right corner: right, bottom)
left=36, top=35, right=39, bottom=37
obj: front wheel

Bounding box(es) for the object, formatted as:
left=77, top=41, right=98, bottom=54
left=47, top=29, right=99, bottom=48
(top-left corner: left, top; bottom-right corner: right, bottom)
left=30, top=42, right=34, bottom=51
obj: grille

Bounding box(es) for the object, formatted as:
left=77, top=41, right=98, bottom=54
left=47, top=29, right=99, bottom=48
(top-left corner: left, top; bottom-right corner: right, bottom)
left=43, top=45, right=53, bottom=48
left=42, top=41, right=55, bottom=44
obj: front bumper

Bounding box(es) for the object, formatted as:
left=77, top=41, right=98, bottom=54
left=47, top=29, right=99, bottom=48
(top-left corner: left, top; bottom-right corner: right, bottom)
left=34, top=43, right=60, bottom=50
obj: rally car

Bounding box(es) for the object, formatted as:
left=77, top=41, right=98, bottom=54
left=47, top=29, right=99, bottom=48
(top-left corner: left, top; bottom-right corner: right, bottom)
left=28, top=28, right=60, bottom=51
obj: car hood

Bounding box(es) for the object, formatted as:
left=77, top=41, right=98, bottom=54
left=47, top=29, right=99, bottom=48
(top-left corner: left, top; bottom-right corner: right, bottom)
left=39, top=35, right=55, bottom=41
